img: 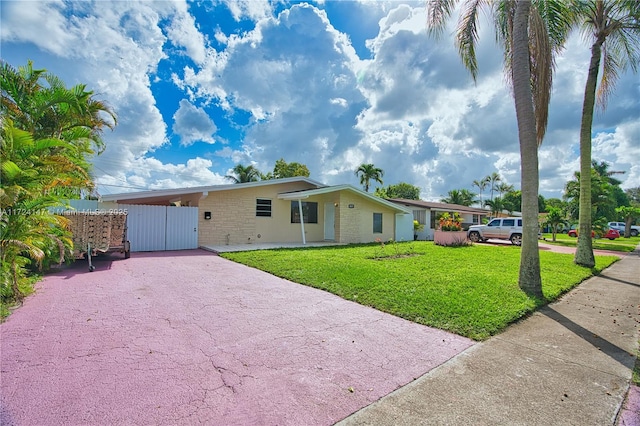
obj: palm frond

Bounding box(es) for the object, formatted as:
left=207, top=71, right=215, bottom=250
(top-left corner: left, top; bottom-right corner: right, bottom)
left=426, top=0, right=460, bottom=37
left=528, top=7, right=553, bottom=145
left=456, top=0, right=485, bottom=81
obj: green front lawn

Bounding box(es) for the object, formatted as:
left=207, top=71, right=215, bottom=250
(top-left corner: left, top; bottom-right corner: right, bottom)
left=541, top=233, right=640, bottom=252
left=221, top=241, right=618, bottom=341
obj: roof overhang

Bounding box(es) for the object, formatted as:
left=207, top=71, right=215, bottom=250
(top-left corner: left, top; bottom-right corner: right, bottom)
left=388, top=198, right=489, bottom=215
left=100, top=177, right=327, bottom=204
left=278, top=185, right=412, bottom=214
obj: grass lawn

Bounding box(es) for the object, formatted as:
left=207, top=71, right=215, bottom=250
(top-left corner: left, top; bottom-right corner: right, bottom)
left=221, top=241, right=619, bottom=341
left=541, top=233, right=640, bottom=253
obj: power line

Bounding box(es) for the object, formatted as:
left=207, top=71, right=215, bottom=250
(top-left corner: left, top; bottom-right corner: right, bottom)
left=91, top=157, right=225, bottom=181
left=95, top=183, right=150, bottom=190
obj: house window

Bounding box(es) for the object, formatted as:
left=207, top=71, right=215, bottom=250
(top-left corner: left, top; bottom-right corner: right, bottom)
left=473, top=214, right=480, bottom=224
left=413, top=210, right=426, bottom=225
left=291, top=201, right=318, bottom=224
left=430, top=211, right=439, bottom=230
left=373, top=213, right=383, bottom=233
left=256, top=199, right=272, bottom=217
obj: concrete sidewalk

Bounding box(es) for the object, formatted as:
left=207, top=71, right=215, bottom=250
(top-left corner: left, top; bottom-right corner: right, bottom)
left=339, top=249, right=640, bottom=426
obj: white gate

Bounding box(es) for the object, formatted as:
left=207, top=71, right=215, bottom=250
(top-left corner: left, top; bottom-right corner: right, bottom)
left=121, top=204, right=198, bottom=252
left=166, top=206, right=198, bottom=250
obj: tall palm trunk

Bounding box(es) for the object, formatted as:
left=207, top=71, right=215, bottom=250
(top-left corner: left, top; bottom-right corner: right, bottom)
left=574, top=41, right=602, bottom=267
left=512, top=1, right=543, bottom=298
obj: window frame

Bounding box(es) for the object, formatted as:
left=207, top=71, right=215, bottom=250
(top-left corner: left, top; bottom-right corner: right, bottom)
left=290, top=201, right=318, bottom=224
left=256, top=198, right=272, bottom=217
left=373, top=212, right=383, bottom=233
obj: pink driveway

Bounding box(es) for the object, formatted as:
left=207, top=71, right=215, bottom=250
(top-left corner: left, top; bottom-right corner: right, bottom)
left=1, top=250, right=474, bottom=425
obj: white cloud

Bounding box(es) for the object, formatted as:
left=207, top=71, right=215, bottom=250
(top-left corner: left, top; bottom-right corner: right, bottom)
left=172, top=99, right=217, bottom=145
left=592, top=121, right=640, bottom=190
left=1, top=1, right=192, bottom=193
left=97, top=157, right=226, bottom=194
left=222, top=0, right=274, bottom=22
left=164, top=3, right=208, bottom=65
left=1, top=0, right=74, bottom=56
left=2, top=0, right=637, bottom=201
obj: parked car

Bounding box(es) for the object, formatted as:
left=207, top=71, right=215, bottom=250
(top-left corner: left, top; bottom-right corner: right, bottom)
left=607, top=222, right=639, bottom=237
left=567, top=228, right=620, bottom=240
left=467, top=217, right=526, bottom=246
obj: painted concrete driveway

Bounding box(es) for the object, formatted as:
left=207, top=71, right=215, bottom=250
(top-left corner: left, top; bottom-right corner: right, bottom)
left=1, top=250, right=474, bottom=425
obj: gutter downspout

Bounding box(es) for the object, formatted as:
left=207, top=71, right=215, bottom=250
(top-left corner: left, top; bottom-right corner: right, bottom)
left=297, top=199, right=306, bottom=245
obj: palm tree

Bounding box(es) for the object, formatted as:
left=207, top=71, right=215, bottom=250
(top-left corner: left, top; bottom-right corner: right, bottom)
left=1, top=120, right=76, bottom=301
left=1, top=60, right=116, bottom=149
left=355, top=163, right=384, bottom=192
left=441, top=189, right=476, bottom=206
left=486, top=172, right=502, bottom=201
left=472, top=178, right=489, bottom=206
left=592, top=160, right=625, bottom=185
left=544, top=207, right=567, bottom=242
left=225, top=164, right=261, bottom=183
left=1, top=60, right=116, bottom=198
left=496, top=182, right=515, bottom=198
left=1, top=62, right=116, bottom=305
left=573, top=1, right=640, bottom=267
left=427, top=1, right=571, bottom=297
left=484, top=197, right=506, bottom=218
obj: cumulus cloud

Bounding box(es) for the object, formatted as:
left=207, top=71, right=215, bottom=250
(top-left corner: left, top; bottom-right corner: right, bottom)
left=222, top=0, right=274, bottom=22
left=0, top=1, right=75, bottom=56
left=2, top=0, right=638, bottom=201
left=172, top=99, right=217, bottom=145
left=178, top=3, right=367, bottom=180
left=1, top=1, right=201, bottom=193
left=96, top=156, right=226, bottom=194
left=164, top=3, right=208, bottom=65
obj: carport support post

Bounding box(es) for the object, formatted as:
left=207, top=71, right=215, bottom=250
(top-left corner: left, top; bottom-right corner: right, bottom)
left=297, top=199, right=306, bottom=245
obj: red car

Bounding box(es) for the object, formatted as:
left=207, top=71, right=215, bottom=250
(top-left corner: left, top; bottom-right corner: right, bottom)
left=567, top=228, right=620, bottom=240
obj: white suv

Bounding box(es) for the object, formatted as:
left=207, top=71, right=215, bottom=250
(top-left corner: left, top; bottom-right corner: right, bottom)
left=608, top=222, right=639, bottom=237
left=467, top=217, right=524, bottom=245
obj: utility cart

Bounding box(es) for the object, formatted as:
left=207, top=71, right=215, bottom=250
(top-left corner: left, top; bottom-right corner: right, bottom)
left=65, top=211, right=131, bottom=271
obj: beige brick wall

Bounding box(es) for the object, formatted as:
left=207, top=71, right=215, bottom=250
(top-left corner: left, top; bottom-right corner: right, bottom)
left=198, top=182, right=336, bottom=246
left=197, top=183, right=400, bottom=246
left=337, top=193, right=396, bottom=244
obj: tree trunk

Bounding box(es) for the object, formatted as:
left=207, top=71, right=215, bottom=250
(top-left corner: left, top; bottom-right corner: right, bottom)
left=624, top=216, right=632, bottom=238
left=574, top=42, right=602, bottom=267
left=512, top=1, right=543, bottom=298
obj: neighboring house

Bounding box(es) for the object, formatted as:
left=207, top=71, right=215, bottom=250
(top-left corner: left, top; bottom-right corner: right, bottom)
left=388, top=199, right=491, bottom=240
left=101, top=177, right=413, bottom=249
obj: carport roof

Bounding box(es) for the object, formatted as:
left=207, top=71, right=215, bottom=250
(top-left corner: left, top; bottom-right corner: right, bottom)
left=100, top=177, right=327, bottom=205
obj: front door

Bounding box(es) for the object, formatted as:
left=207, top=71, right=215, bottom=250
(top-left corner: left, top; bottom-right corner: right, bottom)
left=324, top=203, right=335, bottom=240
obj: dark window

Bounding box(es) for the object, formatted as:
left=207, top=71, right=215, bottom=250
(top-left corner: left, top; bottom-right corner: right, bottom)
left=291, top=201, right=318, bottom=223
left=517, top=219, right=522, bottom=226
left=502, top=219, right=515, bottom=226
left=373, top=213, right=383, bottom=233
left=430, top=211, right=438, bottom=229
left=256, top=199, right=272, bottom=217
left=488, top=219, right=501, bottom=227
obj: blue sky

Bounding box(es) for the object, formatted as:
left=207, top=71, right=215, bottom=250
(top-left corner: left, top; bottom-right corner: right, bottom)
left=1, top=0, right=638, bottom=201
